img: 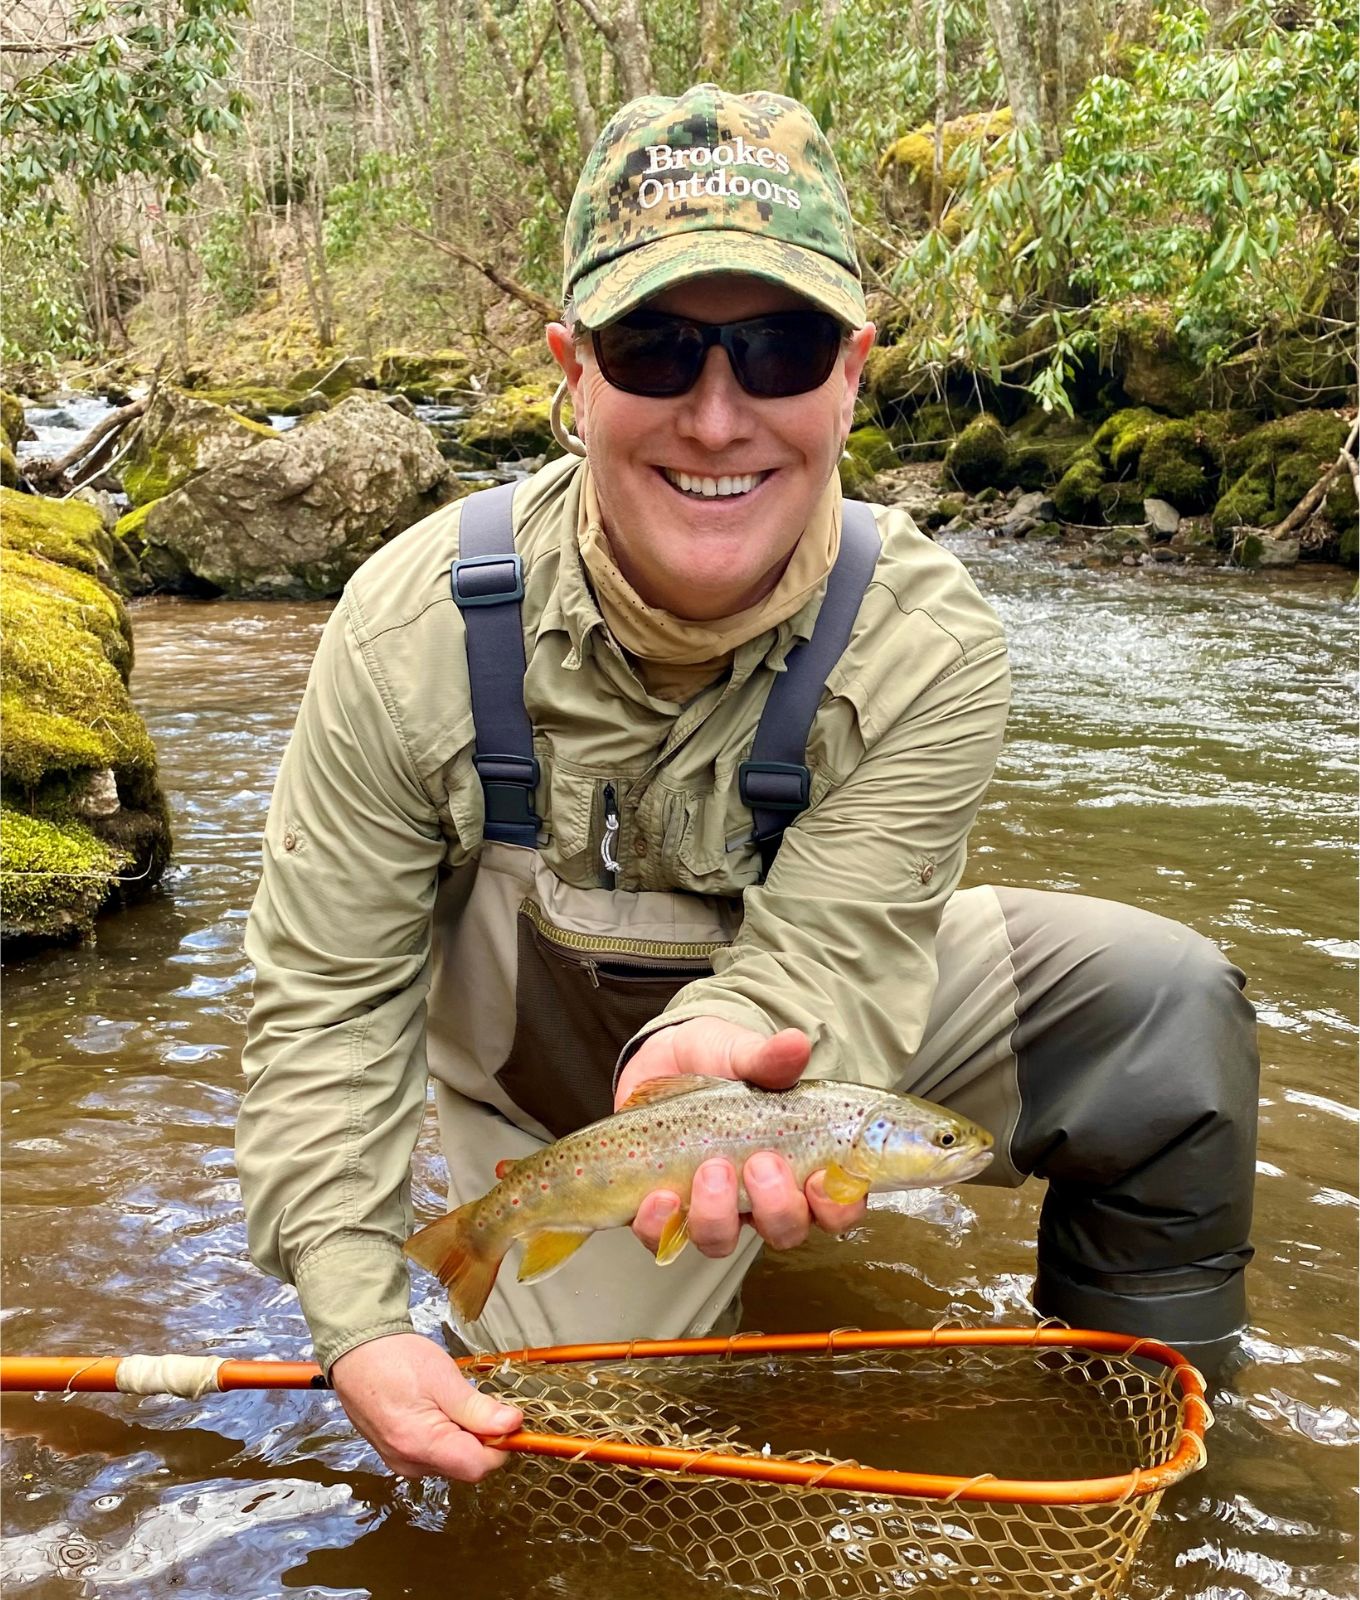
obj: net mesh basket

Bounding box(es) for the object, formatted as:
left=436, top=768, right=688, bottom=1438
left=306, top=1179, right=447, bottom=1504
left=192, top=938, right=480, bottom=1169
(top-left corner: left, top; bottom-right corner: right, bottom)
left=464, top=1329, right=1209, bottom=1600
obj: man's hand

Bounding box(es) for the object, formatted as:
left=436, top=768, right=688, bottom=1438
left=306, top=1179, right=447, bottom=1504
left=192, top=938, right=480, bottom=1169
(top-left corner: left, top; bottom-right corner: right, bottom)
left=330, top=1332, right=522, bottom=1481
left=616, top=1018, right=867, bottom=1259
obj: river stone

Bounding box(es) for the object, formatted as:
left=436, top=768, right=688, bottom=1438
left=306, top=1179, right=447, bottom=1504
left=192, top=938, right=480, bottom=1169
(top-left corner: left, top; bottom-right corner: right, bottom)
left=132, top=395, right=450, bottom=598
left=1144, top=498, right=1181, bottom=540
left=1011, top=491, right=1057, bottom=521
left=122, top=388, right=281, bottom=507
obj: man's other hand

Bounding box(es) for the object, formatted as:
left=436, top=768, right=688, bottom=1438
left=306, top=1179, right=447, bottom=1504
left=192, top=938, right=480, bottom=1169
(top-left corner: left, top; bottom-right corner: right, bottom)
left=616, top=1018, right=867, bottom=1259
left=330, top=1331, right=522, bottom=1481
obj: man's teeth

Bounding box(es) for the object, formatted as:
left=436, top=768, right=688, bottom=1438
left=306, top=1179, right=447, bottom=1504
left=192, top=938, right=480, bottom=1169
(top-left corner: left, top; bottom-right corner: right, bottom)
left=663, top=469, right=766, bottom=498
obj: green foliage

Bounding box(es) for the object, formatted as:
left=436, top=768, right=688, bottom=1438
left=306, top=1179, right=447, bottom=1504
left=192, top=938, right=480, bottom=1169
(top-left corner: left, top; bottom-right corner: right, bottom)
left=0, top=203, right=95, bottom=369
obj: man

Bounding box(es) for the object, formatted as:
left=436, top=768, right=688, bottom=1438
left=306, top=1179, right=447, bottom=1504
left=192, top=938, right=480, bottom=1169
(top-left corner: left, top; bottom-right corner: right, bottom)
left=237, top=86, right=1258, bottom=1484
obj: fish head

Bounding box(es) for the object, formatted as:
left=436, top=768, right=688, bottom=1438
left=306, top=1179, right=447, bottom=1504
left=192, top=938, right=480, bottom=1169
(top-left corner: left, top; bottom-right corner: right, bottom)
left=850, top=1098, right=994, bottom=1187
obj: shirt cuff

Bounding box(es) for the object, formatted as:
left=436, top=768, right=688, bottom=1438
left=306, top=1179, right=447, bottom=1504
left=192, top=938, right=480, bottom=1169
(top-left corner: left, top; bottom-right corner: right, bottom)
left=294, top=1236, right=415, bottom=1373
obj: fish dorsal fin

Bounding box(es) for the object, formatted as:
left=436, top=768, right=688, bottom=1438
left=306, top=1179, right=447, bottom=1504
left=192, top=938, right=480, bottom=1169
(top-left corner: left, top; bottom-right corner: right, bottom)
left=618, top=1074, right=724, bottom=1111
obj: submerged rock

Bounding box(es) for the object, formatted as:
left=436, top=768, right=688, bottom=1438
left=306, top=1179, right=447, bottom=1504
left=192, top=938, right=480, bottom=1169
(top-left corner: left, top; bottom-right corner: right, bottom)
left=125, top=394, right=450, bottom=598
left=0, top=488, right=172, bottom=951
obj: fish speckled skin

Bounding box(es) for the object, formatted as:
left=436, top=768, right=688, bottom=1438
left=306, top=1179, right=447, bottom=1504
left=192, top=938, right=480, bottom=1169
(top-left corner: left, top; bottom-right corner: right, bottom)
left=405, top=1076, right=993, bottom=1321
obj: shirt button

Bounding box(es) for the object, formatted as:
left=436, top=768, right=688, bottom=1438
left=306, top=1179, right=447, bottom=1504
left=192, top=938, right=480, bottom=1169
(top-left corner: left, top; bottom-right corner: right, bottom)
left=283, top=830, right=298, bottom=852
left=633, top=837, right=647, bottom=857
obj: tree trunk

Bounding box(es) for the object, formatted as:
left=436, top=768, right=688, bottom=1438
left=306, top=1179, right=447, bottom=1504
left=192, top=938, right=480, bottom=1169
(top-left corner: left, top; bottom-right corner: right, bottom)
left=571, top=0, right=655, bottom=103
left=365, top=0, right=391, bottom=153
left=697, top=0, right=727, bottom=80
left=553, top=0, right=599, bottom=158
left=477, top=0, right=574, bottom=209
left=984, top=0, right=1042, bottom=138
left=930, top=0, right=947, bottom=228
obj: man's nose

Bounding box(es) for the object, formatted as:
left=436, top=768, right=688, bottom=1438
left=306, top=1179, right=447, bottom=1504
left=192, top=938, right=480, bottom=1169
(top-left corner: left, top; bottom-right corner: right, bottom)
left=675, top=345, right=754, bottom=449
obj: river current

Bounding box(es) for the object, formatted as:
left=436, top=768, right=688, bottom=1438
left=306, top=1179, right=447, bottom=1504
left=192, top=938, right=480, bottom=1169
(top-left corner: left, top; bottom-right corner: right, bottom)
left=1, top=537, right=1355, bottom=1598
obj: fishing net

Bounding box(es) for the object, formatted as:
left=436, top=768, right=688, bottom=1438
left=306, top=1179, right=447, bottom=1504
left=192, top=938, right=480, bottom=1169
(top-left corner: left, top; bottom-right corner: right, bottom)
left=465, top=1329, right=1209, bottom=1600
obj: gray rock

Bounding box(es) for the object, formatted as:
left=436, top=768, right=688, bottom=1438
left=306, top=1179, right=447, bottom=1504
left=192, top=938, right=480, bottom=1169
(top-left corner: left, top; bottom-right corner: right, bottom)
left=1012, top=491, right=1057, bottom=521
left=71, top=487, right=121, bottom=530
left=71, top=768, right=121, bottom=819
left=1143, top=497, right=1181, bottom=539
left=1000, top=514, right=1038, bottom=540
left=134, top=395, right=450, bottom=598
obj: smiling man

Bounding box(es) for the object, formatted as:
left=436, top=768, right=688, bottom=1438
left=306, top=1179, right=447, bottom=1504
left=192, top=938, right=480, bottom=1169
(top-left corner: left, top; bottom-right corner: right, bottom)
left=237, top=86, right=1259, bottom=1485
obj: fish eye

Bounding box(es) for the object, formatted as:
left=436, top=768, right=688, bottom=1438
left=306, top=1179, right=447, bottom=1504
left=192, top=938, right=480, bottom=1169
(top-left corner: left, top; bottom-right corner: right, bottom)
left=935, top=1131, right=957, bottom=1148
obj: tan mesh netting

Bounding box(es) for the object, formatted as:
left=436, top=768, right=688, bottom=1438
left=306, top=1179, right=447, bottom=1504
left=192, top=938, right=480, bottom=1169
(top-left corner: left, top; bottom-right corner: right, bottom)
left=464, top=1331, right=1209, bottom=1600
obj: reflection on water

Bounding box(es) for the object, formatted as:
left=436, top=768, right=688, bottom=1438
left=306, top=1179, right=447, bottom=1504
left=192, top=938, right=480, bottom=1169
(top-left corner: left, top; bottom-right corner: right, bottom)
left=1, top=546, right=1356, bottom=1599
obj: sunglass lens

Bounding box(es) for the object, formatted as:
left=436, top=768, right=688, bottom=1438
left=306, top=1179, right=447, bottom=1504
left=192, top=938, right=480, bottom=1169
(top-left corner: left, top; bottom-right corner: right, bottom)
left=732, top=314, right=842, bottom=398
left=594, top=316, right=703, bottom=397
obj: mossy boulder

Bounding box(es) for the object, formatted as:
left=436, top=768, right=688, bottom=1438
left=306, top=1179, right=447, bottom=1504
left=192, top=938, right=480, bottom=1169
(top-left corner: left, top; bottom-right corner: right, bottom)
left=1113, top=311, right=1206, bottom=417
left=2, top=391, right=25, bottom=450
left=459, top=383, right=557, bottom=460
left=287, top=356, right=374, bottom=397
left=1211, top=411, right=1350, bottom=540
left=128, top=394, right=450, bottom=598
left=374, top=348, right=473, bottom=401
left=1138, top=420, right=1220, bottom=512
left=863, top=343, right=937, bottom=408
left=878, top=108, right=1013, bottom=224
left=191, top=385, right=321, bottom=422
left=1053, top=447, right=1107, bottom=523
left=122, top=389, right=281, bottom=507
left=1, top=441, right=17, bottom=489
left=0, top=488, right=119, bottom=586
left=891, top=401, right=980, bottom=461
left=0, top=513, right=172, bottom=949
left=845, top=426, right=898, bottom=473
left=838, top=452, right=878, bottom=498
left=1007, top=436, right=1090, bottom=491
left=944, top=413, right=1009, bottom=492
left=1092, top=407, right=1164, bottom=475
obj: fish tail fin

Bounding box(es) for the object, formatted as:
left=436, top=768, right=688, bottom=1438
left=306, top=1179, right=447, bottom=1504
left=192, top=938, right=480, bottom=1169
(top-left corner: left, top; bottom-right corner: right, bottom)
left=404, top=1204, right=505, bottom=1323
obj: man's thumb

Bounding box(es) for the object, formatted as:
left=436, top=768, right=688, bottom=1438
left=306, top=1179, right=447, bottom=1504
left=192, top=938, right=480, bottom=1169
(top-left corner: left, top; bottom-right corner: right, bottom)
left=735, top=1027, right=810, bottom=1085
left=452, top=1381, right=522, bottom=1438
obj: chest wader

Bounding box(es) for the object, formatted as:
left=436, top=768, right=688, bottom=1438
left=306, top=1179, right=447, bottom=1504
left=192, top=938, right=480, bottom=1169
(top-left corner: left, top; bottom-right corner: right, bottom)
left=423, top=483, right=881, bottom=1349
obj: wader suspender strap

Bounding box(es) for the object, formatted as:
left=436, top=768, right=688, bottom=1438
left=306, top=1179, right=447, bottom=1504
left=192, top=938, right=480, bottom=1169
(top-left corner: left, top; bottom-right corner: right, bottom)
left=738, top=499, right=881, bottom=879
left=452, top=485, right=881, bottom=864
left=451, top=480, right=541, bottom=847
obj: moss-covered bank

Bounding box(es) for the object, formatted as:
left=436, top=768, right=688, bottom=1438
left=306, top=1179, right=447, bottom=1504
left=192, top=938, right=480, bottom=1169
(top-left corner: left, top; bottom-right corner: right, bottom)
left=0, top=489, right=172, bottom=953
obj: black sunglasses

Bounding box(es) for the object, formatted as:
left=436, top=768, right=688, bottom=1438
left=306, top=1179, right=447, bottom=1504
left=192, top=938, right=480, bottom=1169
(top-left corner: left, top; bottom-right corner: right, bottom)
left=591, top=308, right=845, bottom=400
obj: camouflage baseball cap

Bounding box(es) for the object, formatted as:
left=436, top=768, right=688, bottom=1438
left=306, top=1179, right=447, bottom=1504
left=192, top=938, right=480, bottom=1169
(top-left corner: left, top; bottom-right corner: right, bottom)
left=564, top=84, right=866, bottom=329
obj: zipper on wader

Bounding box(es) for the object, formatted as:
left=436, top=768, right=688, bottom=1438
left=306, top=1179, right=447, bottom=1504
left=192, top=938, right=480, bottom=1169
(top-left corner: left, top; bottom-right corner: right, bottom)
left=600, top=781, right=620, bottom=889
left=519, top=898, right=722, bottom=988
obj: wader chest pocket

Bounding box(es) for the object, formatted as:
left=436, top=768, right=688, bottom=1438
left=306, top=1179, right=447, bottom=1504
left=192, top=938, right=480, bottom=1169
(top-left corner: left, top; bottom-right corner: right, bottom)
left=494, top=899, right=721, bottom=1139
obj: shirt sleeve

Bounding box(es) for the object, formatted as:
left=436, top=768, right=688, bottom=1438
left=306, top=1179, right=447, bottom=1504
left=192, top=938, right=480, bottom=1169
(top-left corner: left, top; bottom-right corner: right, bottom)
left=236, top=596, right=449, bottom=1372
left=620, top=633, right=1011, bottom=1084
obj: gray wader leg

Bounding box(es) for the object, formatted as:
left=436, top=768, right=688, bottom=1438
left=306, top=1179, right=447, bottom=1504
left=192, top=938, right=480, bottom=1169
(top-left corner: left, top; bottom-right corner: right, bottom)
left=918, top=886, right=1258, bottom=1376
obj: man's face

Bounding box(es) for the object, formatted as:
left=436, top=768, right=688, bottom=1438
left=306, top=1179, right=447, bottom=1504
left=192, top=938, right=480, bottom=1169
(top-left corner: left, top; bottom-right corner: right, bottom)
left=548, top=274, right=875, bottom=621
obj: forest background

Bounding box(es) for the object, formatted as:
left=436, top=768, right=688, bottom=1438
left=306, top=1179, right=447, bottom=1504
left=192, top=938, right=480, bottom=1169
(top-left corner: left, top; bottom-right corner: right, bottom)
left=2, top=0, right=1356, bottom=428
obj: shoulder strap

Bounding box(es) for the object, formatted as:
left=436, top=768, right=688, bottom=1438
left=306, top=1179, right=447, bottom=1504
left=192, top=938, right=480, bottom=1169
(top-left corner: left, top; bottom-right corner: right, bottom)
left=451, top=481, right=541, bottom=847
left=739, top=499, right=882, bottom=879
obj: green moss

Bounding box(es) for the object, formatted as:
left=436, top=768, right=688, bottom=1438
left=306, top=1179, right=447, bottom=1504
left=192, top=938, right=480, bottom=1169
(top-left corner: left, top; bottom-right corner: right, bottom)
left=1, top=391, right=25, bottom=450
left=1053, top=447, right=1107, bottom=522
left=0, top=487, right=112, bottom=577
left=863, top=343, right=935, bottom=407
left=122, top=394, right=279, bottom=506
left=845, top=426, right=898, bottom=473
left=1092, top=407, right=1163, bottom=474
left=935, top=495, right=968, bottom=521
left=1, top=441, right=17, bottom=489
left=459, top=383, right=556, bottom=459
left=1008, top=438, right=1088, bottom=490
left=944, top=413, right=1009, bottom=492
left=0, top=807, right=128, bottom=942
left=374, top=348, right=472, bottom=399
left=878, top=107, right=1014, bottom=211
left=838, top=453, right=878, bottom=498
left=1213, top=411, right=1350, bottom=535
left=1111, top=307, right=1205, bottom=417
left=192, top=385, right=319, bottom=420
left=114, top=500, right=157, bottom=541
left=1138, top=421, right=1219, bottom=512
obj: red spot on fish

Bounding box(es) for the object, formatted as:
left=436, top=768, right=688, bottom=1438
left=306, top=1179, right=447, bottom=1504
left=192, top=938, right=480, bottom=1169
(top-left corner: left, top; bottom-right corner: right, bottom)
left=628, top=1150, right=636, bottom=1159
left=511, top=1197, right=520, bottom=1207
left=540, top=1182, right=549, bottom=1191
left=575, top=1166, right=584, bottom=1176
left=600, top=1139, right=608, bottom=1147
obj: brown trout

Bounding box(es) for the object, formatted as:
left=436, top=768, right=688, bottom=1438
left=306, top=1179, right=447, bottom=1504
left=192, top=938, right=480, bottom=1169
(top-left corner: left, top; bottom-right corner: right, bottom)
left=405, top=1076, right=994, bottom=1321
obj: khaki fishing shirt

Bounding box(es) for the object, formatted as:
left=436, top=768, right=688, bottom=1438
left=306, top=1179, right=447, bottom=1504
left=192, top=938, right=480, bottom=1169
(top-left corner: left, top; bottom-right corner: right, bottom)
left=237, top=453, right=1010, bottom=1370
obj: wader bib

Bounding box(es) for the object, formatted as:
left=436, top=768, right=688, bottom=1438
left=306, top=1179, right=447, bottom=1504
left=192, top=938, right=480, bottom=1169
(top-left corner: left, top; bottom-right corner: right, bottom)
left=425, top=484, right=1259, bottom=1367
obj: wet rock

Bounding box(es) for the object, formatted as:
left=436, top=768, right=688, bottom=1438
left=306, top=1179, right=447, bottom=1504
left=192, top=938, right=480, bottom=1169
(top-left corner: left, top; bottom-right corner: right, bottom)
left=294, top=392, right=332, bottom=416
left=1233, top=529, right=1300, bottom=569
left=384, top=394, right=418, bottom=420
left=1, top=390, right=26, bottom=449
left=71, top=767, right=121, bottom=820
left=460, top=383, right=558, bottom=460
left=1144, top=498, right=1181, bottom=540
left=1012, top=491, right=1057, bottom=521
left=128, top=394, right=450, bottom=598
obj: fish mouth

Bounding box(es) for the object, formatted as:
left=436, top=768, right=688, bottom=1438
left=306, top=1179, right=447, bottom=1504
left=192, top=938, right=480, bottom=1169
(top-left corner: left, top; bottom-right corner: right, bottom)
left=948, top=1147, right=994, bottom=1182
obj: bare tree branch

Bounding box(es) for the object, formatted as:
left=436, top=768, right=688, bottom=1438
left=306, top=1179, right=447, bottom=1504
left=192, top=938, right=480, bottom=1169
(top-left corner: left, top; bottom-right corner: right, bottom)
left=1269, top=416, right=1360, bottom=539
left=398, top=225, right=559, bottom=320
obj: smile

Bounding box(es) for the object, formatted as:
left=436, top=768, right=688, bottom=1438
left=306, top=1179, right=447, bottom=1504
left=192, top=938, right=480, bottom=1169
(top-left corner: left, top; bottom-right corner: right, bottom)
left=659, top=467, right=771, bottom=500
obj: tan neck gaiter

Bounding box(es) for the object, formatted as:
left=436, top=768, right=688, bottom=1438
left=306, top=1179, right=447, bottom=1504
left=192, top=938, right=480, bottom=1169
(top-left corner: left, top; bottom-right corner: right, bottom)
left=577, top=468, right=842, bottom=702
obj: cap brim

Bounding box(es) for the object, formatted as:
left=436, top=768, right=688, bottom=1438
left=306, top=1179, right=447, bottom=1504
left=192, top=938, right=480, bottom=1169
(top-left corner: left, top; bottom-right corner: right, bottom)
left=572, top=230, right=867, bottom=329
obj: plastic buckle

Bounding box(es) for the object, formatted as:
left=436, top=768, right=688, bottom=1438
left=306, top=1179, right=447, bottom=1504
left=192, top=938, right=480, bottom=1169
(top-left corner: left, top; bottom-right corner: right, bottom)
left=451, top=552, right=524, bottom=608
left=738, top=760, right=811, bottom=813
left=474, top=753, right=541, bottom=828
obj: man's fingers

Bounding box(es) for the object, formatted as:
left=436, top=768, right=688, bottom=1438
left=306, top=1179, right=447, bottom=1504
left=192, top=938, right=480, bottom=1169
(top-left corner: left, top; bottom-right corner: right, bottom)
left=385, top=1416, right=514, bottom=1481
left=631, top=1188, right=681, bottom=1251
left=688, top=1158, right=742, bottom=1257
left=447, top=1381, right=522, bottom=1439
left=806, top=1170, right=869, bottom=1235
left=730, top=1027, right=811, bottom=1089
left=744, top=1151, right=810, bottom=1250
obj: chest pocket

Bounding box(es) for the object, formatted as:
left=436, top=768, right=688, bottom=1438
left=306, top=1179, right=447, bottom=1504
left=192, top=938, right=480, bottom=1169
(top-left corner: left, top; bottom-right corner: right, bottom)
left=497, top=896, right=724, bottom=1137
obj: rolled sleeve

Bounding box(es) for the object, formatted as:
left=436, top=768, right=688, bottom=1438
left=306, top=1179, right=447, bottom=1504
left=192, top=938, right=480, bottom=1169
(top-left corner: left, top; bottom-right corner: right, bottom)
left=623, top=637, right=1011, bottom=1085
left=236, top=596, right=448, bottom=1369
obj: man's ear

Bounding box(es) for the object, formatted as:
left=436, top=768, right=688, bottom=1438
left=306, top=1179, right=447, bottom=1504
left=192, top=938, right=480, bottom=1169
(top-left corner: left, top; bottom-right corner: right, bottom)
left=840, top=323, right=876, bottom=438
left=547, top=322, right=584, bottom=399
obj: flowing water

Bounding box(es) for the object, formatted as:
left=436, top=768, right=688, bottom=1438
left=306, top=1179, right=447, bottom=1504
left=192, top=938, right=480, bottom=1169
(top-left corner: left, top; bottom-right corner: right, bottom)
left=1, top=536, right=1355, bottom=1599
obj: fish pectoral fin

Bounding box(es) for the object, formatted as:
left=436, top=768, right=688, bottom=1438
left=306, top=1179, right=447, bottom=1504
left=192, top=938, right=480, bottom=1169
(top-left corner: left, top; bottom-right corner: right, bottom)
left=654, top=1206, right=690, bottom=1266
left=517, top=1230, right=590, bottom=1285
left=822, top=1162, right=871, bottom=1205
left=618, top=1074, right=723, bottom=1111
